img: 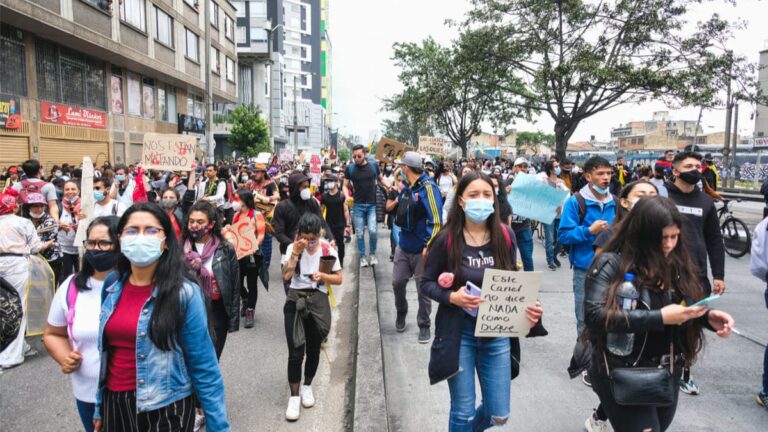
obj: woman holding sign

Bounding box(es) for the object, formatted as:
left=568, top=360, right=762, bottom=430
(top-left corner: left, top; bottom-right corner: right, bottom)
left=231, top=189, right=266, bottom=329
left=584, top=197, right=734, bottom=432
left=422, top=171, right=544, bottom=431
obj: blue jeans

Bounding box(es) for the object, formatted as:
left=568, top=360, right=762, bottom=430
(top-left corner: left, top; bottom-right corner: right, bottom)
left=573, top=268, right=587, bottom=335
left=515, top=228, right=534, bottom=271
left=543, top=220, right=560, bottom=265
left=447, top=319, right=511, bottom=432
left=353, top=203, right=377, bottom=256
left=76, top=399, right=95, bottom=432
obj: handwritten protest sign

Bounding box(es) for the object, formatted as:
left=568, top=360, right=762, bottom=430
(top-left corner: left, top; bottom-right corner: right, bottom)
left=375, top=137, right=415, bottom=164
left=74, top=157, right=94, bottom=248
left=142, top=133, right=197, bottom=171
left=475, top=269, right=541, bottom=337
left=279, top=148, right=294, bottom=162
left=224, top=218, right=259, bottom=259
left=418, top=136, right=445, bottom=155
left=507, top=173, right=570, bottom=224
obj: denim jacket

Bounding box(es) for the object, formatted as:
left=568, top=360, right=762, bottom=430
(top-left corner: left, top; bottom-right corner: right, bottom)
left=94, top=272, right=230, bottom=432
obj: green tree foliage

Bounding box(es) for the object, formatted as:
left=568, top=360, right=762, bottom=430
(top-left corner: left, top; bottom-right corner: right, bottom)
left=337, top=148, right=350, bottom=162
left=229, top=104, right=271, bottom=157
left=381, top=89, right=434, bottom=147
left=463, top=0, right=766, bottom=160
left=516, top=131, right=555, bottom=156
left=388, top=35, right=532, bottom=157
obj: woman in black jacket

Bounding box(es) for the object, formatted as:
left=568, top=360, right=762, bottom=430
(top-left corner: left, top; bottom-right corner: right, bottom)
left=421, top=171, right=543, bottom=431
left=584, top=196, right=734, bottom=432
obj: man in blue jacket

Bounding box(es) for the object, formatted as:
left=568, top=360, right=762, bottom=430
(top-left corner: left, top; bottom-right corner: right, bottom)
left=558, top=156, right=616, bottom=338
left=392, top=152, right=443, bottom=343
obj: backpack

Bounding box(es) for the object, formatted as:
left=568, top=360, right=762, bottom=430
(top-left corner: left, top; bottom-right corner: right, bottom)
left=0, top=275, right=22, bottom=352
left=65, top=275, right=80, bottom=343
left=18, top=179, right=43, bottom=204
left=574, top=192, right=619, bottom=225
left=394, top=187, right=419, bottom=230
left=750, top=217, right=768, bottom=282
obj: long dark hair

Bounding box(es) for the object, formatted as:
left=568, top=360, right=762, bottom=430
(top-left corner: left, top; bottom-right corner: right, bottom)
left=236, top=189, right=255, bottom=211
left=75, top=216, right=120, bottom=292
left=599, top=197, right=705, bottom=364
left=491, top=174, right=512, bottom=223
left=184, top=200, right=224, bottom=242
left=117, top=203, right=196, bottom=351
left=430, top=171, right=514, bottom=290
left=614, top=180, right=658, bottom=224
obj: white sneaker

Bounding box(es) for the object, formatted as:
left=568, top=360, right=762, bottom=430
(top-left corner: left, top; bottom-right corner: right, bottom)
left=301, top=385, right=316, bottom=408
left=285, top=396, right=301, bottom=421
left=584, top=411, right=607, bottom=432
left=360, top=256, right=369, bottom=267
left=368, top=255, right=379, bottom=266
left=193, top=412, right=206, bottom=431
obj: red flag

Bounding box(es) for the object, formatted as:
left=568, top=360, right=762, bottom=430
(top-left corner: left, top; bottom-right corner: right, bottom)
left=132, top=167, right=149, bottom=204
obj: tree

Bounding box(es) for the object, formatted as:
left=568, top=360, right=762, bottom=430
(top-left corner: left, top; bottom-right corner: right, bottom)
left=516, top=131, right=555, bottom=156
left=381, top=89, right=434, bottom=147
left=337, top=148, right=350, bottom=162
left=229, top=104, right=271, bottom=157
left=463, top=0, right=765, bottom=160
left=388, top=35, right=531, bottom=157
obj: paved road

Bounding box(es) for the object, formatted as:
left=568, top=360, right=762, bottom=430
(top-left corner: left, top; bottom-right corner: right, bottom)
left=0, top=242, right=357, bottom=431
left=376, top=226, right=768, bottom=432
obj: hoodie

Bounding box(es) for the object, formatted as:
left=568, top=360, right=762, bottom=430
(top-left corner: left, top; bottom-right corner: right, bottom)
left=272, top=172, right=332, bottom=255
left=664, top=181, right=725, bottom=281
left=557, top=184, right=617, bottom=270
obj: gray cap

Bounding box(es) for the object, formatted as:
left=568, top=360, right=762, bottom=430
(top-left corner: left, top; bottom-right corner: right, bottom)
left=395, top=151, right=423, bottom=169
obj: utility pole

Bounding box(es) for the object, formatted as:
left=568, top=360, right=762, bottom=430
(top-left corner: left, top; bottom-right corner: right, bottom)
left=723, top=82, right=732, bottom=189
left=729, top=103, right=739, bottom=188
left=266, top=23, right=282, bottom=151
left=204, top=0, right=213, bottom=162
left=293, top=74, right=298, bottom=155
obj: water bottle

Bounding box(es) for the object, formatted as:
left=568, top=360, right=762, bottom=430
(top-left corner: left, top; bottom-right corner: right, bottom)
left=606, top=273, right=639, bottom=357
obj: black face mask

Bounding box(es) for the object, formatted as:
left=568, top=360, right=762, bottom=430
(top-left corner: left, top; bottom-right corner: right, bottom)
left=84, top=250, right=117, bottom=272
left=678, top=169, right=701, bottom=185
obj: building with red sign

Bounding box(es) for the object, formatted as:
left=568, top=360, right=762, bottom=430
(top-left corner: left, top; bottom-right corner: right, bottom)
left=0, top=0, right=238, bottom=169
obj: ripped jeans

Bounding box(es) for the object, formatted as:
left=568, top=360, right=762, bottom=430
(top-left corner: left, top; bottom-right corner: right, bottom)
left=447, top=319, right=511, bottom=432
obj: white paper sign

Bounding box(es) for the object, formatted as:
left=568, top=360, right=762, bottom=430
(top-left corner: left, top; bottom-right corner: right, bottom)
left=74, top=157, right=94, bottom=249
left=474, top=269, right=541, bottom=337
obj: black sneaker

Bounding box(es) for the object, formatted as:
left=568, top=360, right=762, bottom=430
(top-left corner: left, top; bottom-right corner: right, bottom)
left=553, top=258, right=562, bottom=268
left=395, top=314, right=406, bottom=332
left=389, top=254, right=394, bottom=262
left=418, top=327, right=431, bottom=344
left=547, top=263, right=557, bottom=271
left=240, top=301, right=247, bottom=317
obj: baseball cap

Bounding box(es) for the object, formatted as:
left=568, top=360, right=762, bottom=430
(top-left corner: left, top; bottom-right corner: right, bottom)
left=8, top=167, right=17, bottom=174
left=514, top=157, right=529, bottom=167
left=395, top=151, right=423, bottom=169
left=26, top=192, right=47, bottom=205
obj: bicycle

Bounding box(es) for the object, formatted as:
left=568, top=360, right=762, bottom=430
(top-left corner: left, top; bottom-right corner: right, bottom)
left=716, top=199, right=751, bottom=258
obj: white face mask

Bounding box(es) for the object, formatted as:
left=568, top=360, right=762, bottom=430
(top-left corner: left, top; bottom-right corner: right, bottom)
left=232, top=201, right=242, bottom=212
left=300, top=188, right=311, bottom=201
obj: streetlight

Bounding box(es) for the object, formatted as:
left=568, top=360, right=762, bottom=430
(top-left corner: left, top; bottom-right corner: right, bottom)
left=266, top=23, right=283, bottom=150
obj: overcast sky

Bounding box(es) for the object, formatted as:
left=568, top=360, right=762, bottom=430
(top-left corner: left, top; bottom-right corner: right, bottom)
left=330, top=0, right=768, bottom=144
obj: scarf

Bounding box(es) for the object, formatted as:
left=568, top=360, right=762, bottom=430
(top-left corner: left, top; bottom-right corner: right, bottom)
left=62, top=196, right=81, bottom=216
left=133, top=167, right=148, bottom=204
left=184, top=236, right=220, bottom=298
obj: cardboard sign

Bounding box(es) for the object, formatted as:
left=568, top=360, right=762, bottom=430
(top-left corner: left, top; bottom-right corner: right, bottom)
left=224, top=218, right=260, bottom=259
left=419, top=136, right=446, bottom=155
left=142, top=133, right=197, bottom=171
left=279, top=148, right=294, bottom=162
left=474, top=269, right=541, bottom=337
left=507, top=173, right=570, bottom=224
left=375, top=137, right=415, bottom=164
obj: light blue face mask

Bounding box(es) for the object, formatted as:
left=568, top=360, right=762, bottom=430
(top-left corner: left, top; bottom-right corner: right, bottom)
left=592, top=184, right=611, bottom=195
left=463, top=198, right=495, bottom=223
left=554, top=167, right=561, bottom=176
left=121, top=234, right=165, bottom=267
left=116, top=175, right=126, bottom=182
left=93, top=191, right=105, bottom=202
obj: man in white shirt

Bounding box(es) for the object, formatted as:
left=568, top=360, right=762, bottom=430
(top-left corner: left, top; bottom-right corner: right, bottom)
left=92, top=177, right=126, bottom=218
left=196, top=164, right=227, bottom=209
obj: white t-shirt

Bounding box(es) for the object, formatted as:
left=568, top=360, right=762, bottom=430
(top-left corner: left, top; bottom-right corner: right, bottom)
left=47, top=275, right=104, bottom=403
left=92, top=200, right=127, bottom=218
left=281, top=241, right=341, bottom=293
left=194, top=242, right=215, bottom=274
left=438, top=175, right=454, bottom=196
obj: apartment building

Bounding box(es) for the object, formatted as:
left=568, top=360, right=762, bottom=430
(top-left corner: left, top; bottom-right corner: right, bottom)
left=0, top=0, right=238, bottom=169
left=612, top=111, right=703, bottom=151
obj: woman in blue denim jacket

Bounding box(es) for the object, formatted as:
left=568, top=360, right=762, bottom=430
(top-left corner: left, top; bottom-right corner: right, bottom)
left=93, top=203, right=230, bottom=432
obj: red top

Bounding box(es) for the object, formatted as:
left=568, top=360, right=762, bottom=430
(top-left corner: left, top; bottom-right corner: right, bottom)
left=104, top=280, right=154, bottom=392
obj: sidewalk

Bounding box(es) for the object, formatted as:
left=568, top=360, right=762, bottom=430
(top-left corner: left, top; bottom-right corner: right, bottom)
left=370, top=226, right=768, bottom=432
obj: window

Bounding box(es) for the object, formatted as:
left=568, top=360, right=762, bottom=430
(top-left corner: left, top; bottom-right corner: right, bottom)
left=226, top=57, right=235, bottom=82
left=250, top=0, right=266, bottom=17
left=166, top=86, right=177, bottom=123
left=250, top=28, right=268, bottom=43
left=142, top=78, right=154, bottom=119
left=111, top=75, right=123, bottom=114
left=81, top=0, right=111, bottom=14
left=233, top=1, right=245, bottom=18
left=127, top=72, right=141, bottom=116
left=211, top=46, right=219, bottom=73
left=0, top=24, right=28, bottom=97
left=155, top=7, right=173, bottom=47
left=236, top=26, right=246, bottom=44
left=185, top=28, right=198, bottom=61
left=35, top=39, right=106, bottom=109
left=120, top=0, right=146, bottom=32
left=210, top=1, right=219, bottom=27
left=183, top=0, right=196, bottom=9
left=225, top=16, right=234, bottom=41
left=188, top=93, right=203, bottom=118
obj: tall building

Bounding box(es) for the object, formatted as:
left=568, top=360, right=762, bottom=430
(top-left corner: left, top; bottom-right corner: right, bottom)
left=0, top=0, right=238, bottom=168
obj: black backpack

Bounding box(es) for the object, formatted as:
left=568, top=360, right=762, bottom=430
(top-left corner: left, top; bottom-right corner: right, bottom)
left=0, top=276, right=23, bottom=352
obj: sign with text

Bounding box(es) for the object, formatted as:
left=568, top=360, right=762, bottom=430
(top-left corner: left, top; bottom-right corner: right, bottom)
left=224, top=218, right=260, bottom=259
left=141, top=133, right=197, bottom=171
left=375, top=137, right=415, bottom=164
left=475, top=270, right=541, bottom=338
left=0, top=97, right=20, bottom=129
left=41, top=101, right=106, bottom=129
left=507, top=173, right=570, bottom=224
left=279, top=148, right=294, bottom=162
left=418, top=136, right=446, bottom=155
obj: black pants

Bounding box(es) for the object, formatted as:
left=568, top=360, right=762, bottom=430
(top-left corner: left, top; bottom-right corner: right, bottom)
left=239, top=255, right=262, bottom=309
left=210, top=299, right=228, bottom=360
left=60, top=253, right=80, bottom=282
left=48, top=258, right=63, bottom=288
left=330, top=225, right=345, bottom=267
left=102, top=390, right=194, bottom=432
left=222, top=207, right=235, bottom=226
left=589, top=364, right=681, bottom=432
left=283, top=299, right=323, bottom=385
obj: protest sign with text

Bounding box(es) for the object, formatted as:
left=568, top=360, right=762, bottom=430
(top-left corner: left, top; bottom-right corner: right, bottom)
left=418, top=136, right=446, bottom=155
left=142, top=133, right=197, bottom=171
left=507, top=173, right=570, bottom=224
left=375, top=137, right=415, bottom=164
left=474, top=269, right=541, bottom=338
left=224, top=218, right=260, bottom=259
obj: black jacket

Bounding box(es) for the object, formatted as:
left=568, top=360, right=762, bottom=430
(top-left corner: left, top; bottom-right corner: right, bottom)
left=272, top=174, right=333, bottom=255
left=211, top=240, right=241, bottom=332
left=665, top=182, right=725, bottom=281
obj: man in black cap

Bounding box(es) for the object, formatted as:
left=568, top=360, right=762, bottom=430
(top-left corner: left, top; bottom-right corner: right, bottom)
left=701, top=153, right=719, bottom=192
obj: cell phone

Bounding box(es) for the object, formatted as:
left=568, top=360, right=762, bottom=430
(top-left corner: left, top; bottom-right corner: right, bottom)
left=463, top=281, right=482, bottom=318
left=690, top=294, right=721, bottom=307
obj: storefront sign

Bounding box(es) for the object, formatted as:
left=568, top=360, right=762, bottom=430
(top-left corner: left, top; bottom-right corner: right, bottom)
left=41, top=101, right=106, bottom=129
left=418, top=136, right=446, bottom=155
left=475, top=270, right=541, bottom=338
left=178, top=114, right=206, bottom=134
left=0, top=97, right=20, bottom=129
left=142, top=133, right=197, bottom=171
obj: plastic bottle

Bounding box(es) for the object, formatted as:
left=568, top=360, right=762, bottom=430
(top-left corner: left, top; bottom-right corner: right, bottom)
left=606, top=273, right=639, bottom=357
